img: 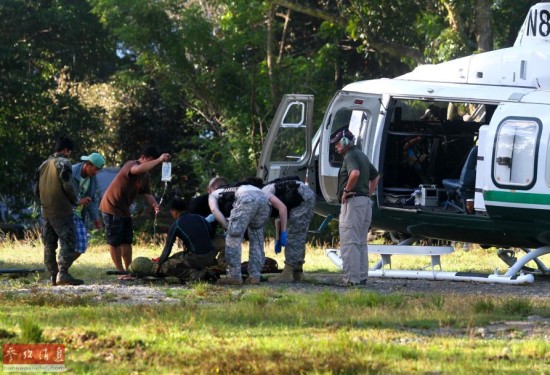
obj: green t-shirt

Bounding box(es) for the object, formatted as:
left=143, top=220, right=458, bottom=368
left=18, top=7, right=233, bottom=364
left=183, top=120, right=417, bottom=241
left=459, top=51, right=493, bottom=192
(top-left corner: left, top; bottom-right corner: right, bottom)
left=337, top=146, right=378, bottom=199
left=74, top=176, right=91, bottom=219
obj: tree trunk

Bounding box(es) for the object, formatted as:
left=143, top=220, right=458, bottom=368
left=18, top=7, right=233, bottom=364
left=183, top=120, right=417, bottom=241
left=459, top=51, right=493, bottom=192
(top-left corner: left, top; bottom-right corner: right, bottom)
left=266, top=4, right=280, bottom=107
left=475, top=0, right=493, bottom=52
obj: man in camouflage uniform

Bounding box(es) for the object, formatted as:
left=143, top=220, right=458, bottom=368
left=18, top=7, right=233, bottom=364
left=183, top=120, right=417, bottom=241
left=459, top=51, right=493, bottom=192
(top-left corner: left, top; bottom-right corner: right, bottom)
left=208, top=179, right=271, bottom=285
left=35, top=137, right=83, bottom=286
left=263, top=179, right=315, bottom=282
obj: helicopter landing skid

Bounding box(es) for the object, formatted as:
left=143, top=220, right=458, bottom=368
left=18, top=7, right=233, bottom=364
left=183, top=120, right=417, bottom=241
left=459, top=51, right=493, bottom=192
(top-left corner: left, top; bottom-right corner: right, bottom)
left=500, top=246, right=550, bottom=277
left=326, top=248, right=535, bottom=285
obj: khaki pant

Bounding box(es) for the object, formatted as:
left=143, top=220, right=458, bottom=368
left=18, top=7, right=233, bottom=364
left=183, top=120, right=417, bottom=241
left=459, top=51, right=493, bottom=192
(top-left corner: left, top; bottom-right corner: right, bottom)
left=339, top=196, right=372, bottom=283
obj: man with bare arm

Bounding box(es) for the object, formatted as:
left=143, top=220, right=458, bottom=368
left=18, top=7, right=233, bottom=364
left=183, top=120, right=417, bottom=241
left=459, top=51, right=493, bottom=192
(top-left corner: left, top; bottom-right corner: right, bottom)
left=100, top=146, right=170, bottom=277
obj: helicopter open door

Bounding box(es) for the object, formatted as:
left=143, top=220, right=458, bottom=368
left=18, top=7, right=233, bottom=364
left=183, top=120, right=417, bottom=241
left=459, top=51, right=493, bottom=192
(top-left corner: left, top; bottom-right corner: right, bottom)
left=318, top=92, right=383, bottom=203
left=257, top=95, right=315, bottom=186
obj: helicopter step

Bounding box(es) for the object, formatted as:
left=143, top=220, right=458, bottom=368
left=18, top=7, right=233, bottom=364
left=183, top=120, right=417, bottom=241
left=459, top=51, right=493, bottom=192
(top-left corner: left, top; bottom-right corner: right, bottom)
left=325, top=247, right=535, bottom=285
left=368, top=244, right=454, bottom=275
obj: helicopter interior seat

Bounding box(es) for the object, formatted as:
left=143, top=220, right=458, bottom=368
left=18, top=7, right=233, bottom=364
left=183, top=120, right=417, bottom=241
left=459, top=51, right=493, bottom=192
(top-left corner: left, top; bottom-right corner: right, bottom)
left=441, top=145, right=478, bottom=212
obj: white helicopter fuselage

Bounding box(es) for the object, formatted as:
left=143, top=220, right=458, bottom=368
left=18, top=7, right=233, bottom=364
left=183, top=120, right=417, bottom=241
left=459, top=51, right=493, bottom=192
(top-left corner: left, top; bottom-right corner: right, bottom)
left=258, top=3, right=550, bottom=282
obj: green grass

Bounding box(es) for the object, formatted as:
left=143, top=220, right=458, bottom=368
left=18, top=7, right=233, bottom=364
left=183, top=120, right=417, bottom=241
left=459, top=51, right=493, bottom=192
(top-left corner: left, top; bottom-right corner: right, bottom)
left=0, top=237, right=549, bottom=374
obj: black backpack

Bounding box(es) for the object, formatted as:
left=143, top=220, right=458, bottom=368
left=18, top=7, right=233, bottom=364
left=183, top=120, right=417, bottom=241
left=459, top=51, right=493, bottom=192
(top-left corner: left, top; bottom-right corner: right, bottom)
left=268, top=176, right=304, bottom=217
left=218, top=188, right=237, bottom=218
left=217, top=180, right=250, bottom=217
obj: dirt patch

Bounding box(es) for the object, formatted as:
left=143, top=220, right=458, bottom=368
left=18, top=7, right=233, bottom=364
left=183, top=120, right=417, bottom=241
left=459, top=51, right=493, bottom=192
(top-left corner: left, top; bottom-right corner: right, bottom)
left=10, top=283, right=180, bottom=305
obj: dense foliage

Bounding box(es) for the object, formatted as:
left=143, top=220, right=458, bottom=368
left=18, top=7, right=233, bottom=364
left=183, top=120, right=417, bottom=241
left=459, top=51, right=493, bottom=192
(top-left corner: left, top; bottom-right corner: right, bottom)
left=0, top=0, right=541, bottom=218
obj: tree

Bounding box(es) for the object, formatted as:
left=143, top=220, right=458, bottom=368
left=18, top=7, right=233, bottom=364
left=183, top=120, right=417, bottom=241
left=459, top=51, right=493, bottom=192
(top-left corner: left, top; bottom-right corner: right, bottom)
left=0, top=0, right=114, bottom=210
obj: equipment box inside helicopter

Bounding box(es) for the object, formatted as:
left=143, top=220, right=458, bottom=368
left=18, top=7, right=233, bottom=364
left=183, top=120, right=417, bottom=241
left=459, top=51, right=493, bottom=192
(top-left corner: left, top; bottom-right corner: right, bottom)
left=417, top=185, right=443, bottom=207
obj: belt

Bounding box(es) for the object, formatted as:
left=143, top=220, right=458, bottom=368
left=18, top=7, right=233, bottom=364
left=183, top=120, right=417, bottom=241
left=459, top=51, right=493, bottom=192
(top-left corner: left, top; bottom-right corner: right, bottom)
left=346, top=193, right=369, bottom=199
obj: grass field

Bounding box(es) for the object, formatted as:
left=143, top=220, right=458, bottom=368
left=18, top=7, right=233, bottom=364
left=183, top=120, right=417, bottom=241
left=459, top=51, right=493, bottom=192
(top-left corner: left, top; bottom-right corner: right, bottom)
left=1, top=236, right=549, bottom=374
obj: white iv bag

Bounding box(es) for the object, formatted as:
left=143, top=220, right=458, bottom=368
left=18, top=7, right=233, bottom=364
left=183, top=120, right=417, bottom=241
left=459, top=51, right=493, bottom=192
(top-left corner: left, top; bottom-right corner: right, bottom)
left=161, top=162, right=172, bottom=182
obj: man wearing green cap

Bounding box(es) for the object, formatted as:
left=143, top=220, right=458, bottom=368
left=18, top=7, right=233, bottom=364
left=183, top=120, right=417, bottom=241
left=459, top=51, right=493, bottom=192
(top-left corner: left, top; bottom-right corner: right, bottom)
left=72, top=152, right=105, bottom=261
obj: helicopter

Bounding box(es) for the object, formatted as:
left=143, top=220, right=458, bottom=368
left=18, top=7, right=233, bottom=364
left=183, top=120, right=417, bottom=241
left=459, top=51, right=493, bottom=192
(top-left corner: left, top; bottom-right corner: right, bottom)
left=257, top=2, right=550, bottom=285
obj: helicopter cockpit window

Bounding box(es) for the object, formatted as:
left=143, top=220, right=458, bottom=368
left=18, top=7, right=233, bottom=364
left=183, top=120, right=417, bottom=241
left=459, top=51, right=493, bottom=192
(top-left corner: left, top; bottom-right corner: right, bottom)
left=328, top=109, right=370, bottom=167
left=493, top=118, right=540, bottom=189
left=270, top=101, right=307, bottom=163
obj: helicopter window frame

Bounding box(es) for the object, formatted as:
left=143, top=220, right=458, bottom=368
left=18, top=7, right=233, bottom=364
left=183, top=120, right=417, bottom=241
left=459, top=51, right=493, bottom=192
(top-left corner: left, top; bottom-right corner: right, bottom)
left=328, top=108, right=371, bottom=167
left=281, top=101, right=306, bottom=128
left=267, top=101, right=309, bottom=165
left=492, top=116, right=541, bottom=190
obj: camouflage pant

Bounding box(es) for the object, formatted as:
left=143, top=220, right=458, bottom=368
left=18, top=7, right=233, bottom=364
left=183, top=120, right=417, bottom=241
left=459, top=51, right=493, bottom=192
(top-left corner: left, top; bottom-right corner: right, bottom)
left=41, top=215, right=76, bottom=276
left=283, top=184, right=316, bottom=269
left=225, top=190, right=270, bottom=278
left=159, top=251, right=217, bottom=282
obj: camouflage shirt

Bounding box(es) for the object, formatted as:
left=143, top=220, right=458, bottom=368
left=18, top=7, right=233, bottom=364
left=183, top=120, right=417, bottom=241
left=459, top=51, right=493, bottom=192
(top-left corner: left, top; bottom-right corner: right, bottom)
left=37, top=154, right=78, bottom=219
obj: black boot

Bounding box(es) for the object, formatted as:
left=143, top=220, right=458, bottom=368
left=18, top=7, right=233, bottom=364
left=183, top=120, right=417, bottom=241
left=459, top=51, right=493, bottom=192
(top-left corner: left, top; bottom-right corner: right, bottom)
left=56, top=272, right=84, bottom=286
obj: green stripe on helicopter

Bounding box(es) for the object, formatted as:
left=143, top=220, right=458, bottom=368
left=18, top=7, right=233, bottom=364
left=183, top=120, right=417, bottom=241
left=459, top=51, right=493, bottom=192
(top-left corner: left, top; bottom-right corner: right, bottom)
left=484, top=190, right=550, bottom=207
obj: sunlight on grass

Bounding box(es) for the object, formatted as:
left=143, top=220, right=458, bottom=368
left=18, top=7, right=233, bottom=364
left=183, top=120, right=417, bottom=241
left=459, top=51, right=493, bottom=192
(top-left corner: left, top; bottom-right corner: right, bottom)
left=1, top=287, right=548, bottom=373
left=1, top=238, right=549, bottom=373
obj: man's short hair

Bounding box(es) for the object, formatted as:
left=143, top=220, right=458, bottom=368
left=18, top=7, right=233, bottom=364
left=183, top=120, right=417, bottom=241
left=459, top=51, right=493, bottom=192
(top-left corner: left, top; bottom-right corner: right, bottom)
left=208, top=177, right=228, bottom=191
left=141, top=145, right=160, bottom=159
left=244, top=177, right=264, bottom=188
left=169, top=198, right=187, bottom=212
left=54, top=137, right=74, bottom=152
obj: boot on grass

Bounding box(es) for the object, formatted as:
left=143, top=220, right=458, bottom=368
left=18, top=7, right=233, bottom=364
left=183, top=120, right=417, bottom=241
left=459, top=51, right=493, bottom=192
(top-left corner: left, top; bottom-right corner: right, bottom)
left=293, top=267, right=303, bottom=282
left=245, top=276, right=260, bottom=285
left=56, top=272, right=84, bottom=286
left=269, top=265, right=295, bottom=283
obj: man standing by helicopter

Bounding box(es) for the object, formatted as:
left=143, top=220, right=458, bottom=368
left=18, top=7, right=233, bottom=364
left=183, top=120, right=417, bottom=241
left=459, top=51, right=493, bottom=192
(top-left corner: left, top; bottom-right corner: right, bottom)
left=330, top=128, right=380, bottom=287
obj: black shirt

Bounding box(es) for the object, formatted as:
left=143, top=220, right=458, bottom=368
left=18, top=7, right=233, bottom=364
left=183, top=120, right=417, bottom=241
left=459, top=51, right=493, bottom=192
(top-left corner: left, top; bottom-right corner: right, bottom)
left=189, top=193, right=211, bottom=217
left=189, top=193, right=220, bottom=233
left=158, top=214, right=214, bottom=265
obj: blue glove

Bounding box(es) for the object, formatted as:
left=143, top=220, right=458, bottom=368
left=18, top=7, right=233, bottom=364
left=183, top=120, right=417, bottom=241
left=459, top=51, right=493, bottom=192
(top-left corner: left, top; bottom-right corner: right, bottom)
left=275, top=239, right=282, bottom=254
left=205, top=214, right=215, bottom=223
left=280, top=231, right=288, bottom=246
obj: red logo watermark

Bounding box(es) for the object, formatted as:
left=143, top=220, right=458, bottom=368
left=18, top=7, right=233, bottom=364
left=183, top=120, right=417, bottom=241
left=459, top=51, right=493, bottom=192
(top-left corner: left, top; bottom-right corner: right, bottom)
left=3, top=344, right=66, bottom=372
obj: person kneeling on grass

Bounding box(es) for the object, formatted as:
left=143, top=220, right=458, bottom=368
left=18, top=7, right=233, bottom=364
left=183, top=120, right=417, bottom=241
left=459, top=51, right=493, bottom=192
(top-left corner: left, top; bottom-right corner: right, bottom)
left=153, top=198, right=218, bottom=283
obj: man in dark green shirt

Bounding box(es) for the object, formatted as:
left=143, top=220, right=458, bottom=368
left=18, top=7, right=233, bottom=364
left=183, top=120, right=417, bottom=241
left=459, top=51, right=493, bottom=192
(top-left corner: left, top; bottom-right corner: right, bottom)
left=330, top=128, right=380, bottom=286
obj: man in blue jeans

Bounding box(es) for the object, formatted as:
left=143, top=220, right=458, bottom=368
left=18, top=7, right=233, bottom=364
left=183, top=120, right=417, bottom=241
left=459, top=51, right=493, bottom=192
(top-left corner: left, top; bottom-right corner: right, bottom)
left=330, top=128, right=380, bottom=286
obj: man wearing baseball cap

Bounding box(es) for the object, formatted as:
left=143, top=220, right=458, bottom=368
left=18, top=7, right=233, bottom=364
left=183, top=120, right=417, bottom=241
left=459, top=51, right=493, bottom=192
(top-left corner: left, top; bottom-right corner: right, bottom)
left=330, top=127, right=380, bottom=287
left=71, top=152, right=105, bottom=262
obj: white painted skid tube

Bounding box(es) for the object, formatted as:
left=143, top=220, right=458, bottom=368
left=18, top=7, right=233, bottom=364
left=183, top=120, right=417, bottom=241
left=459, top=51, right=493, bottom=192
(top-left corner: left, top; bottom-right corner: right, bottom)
left=325, top=249, right=534, bottom=285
